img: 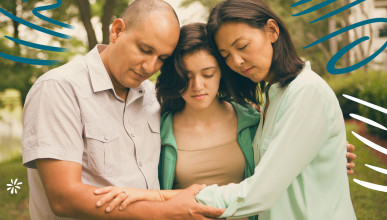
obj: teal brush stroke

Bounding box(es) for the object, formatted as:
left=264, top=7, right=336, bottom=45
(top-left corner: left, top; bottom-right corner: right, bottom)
left=327, top=36, right=387, bottom=74
left=303, top=18, right=387, bottom=49
left=291, top=0, right=312, bottom=7
left=5, top=36, right=67, bottom=52
left=0, top=52, right=60, bottom=65
left=292, top=0, right=336, bottom=17
left=0, top=8, right=70, bottom=39
left=310, top=0, right=365, bottom=23
left=31, top=0, right=74, bottom=29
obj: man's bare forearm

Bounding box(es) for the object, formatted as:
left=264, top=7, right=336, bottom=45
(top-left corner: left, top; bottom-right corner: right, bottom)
left=36, top=159, right=168, bottom=219
left=60, top=183, right=168, bottom=219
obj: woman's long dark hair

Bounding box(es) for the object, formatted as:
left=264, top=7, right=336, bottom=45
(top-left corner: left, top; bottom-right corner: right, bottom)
left=206, top=0, right=304, bottom=104
left=156, top=22, right=232, bottom=115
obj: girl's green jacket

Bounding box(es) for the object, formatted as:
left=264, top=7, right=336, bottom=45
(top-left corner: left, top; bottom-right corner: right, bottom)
left=158, top=102, right=260, bottom=220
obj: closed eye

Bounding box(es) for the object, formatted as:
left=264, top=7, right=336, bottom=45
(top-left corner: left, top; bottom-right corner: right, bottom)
left=158, top=56, right=168, bottom=62
left=140, top=47, right=152, bottom=54
left=204, top=74, right=214, bottom=78
left=238, top=43, right=248, bottom=50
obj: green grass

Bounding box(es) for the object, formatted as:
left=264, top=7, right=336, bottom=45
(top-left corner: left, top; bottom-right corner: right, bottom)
left=0, top=123, right=385, bottom=219
left=0, top=157, right=29, bottom=220
left=346, top=123, right=387, bottom=219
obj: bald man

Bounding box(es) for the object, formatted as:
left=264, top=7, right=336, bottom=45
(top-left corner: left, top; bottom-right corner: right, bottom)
left=22, top=0, right=223, bottom=219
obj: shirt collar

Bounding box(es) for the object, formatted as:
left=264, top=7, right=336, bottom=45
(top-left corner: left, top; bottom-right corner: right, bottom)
left=85, top=44, right=115, bottom=93
left=126, top=83, right=146, bottom=105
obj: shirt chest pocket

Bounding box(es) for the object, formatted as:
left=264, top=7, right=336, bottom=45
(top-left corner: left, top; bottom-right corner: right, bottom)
left=84, top=123, right=119, bottom=176
left=142, top=119, right=161, bottom=161
left=148, top=119, right=160, bottom=135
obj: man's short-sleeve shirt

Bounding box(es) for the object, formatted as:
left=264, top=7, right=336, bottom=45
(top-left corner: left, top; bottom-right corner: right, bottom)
left=22, top=45, right=161, bottom=219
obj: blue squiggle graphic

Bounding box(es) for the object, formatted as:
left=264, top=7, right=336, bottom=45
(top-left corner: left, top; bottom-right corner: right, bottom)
left=292, top=0, right=336, bottom=17
left=303, top=18, right=387, bottom=49
left=0, top=52, right=59, bottom=65
left=0, top=7, right=70, bottom=39
left=5, top=36, right=67, bottom=52
left=291, top=0, right=312, bottom=8
left=310, top=0, right=365, bottom=23
left=327, top=36, right=387, bottom=74
left=0, top=0, right=72, bottom=65
left=31, top=0, right=74, bottom=29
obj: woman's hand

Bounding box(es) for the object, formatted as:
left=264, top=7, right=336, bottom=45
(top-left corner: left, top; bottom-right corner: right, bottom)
left=346, top=142, right=356, bottom=175
left=94, top=186, right=164, bottom=212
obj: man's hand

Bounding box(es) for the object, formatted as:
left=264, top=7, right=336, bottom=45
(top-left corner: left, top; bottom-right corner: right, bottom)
left=346, top=142, right=356, bottom=175
left=160, top=184, right=225, bottom=220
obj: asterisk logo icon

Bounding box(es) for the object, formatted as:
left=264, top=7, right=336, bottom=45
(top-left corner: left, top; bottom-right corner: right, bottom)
left=6, top=178, right=22, bottom=194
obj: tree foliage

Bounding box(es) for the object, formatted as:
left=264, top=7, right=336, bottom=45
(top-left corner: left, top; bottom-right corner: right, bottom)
left=180, top=0, right=221, bottom=14
left=0, top=0, right=131, bottom=106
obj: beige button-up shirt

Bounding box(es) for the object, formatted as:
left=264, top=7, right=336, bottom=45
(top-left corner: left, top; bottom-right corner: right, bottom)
left=22, top=45, right=161, bottom=219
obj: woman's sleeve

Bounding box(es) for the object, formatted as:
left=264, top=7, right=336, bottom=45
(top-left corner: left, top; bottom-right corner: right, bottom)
left=195, top=84, right=331, bottom=218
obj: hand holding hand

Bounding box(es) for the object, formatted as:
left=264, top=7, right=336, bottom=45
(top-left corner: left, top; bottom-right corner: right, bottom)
left=94, top=186, right=163, bottom=212
left=161, top=184, right=225, bottom=220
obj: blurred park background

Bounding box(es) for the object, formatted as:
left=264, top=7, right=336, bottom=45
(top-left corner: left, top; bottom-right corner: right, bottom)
left=0, top=0, right=386, bottom=219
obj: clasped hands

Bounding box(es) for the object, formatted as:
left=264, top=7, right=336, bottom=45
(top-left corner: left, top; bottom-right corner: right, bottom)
left=94, top=184, right=224, bottom=220
left=94, top=186, right=169, bottom=212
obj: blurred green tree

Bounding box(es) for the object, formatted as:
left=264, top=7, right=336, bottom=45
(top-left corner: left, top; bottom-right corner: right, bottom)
left=180, top=0, right=221, bottom=14
left=0, top=0, right=131, bottom=106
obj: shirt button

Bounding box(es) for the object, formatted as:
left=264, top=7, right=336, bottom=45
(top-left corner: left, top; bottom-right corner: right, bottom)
left=139, top=90, right=143, bottom=94
left=130, top=133, right=135, bottom=137
left=104, top=136, right=109, bottom=141
left=139, top=162, right=143, bottom=167
left=237, top=198, right=243, bottom=203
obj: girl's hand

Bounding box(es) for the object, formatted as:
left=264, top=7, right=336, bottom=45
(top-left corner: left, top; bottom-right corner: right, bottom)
left=346, top=141, right=356, bottom=175
left=94, top=186, right=162, bottom=212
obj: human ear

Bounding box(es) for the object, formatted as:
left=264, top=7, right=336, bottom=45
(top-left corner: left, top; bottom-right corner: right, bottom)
left=110, top=18, right=126, bottom=43
left=266, top=19, right=279, bottom=43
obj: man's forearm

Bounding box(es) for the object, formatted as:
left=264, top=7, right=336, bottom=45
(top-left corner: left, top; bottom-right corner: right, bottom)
left=36, top=159, right=168, bottom=220
left=57, top=182, right=167, bottom=220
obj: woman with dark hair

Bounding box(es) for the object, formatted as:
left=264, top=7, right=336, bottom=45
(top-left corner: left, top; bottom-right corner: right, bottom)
left=193, top=0, right=356, bottom=219
left=92, top=2, right=356, bottom=218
